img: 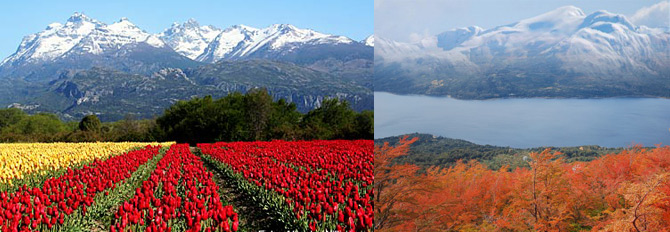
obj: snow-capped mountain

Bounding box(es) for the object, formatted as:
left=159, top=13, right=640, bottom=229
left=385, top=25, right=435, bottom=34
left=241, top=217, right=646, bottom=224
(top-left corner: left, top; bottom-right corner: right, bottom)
left=375, top=5, right=670, bottom=99
left=375, top=37, right=424, bottom=60
left=195, top=24, right=354, bottom=62
left=379, top=6, right=670, bottom=70
left=0, top=11, right=373, bottom=96
left=0, top=13, right=103, bottom=66
left=1, top=13, right=167, bottom=68
left=159, top=19, right=222, bottom=60
left=363, top=35, right=374, bottom=46
left=0, top=13, right=199, bottom=81
left=0, top=13, right=368, bottom=74
left=67, top=17, right=165, bottom=56
left=0, top=13, right=373, bottom=118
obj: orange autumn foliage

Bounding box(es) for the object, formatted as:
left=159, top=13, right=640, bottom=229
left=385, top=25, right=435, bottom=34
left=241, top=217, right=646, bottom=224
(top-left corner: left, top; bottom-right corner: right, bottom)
left=374, top=139, right=670, bottom=232
left=374, top=136, right=423, bottom=230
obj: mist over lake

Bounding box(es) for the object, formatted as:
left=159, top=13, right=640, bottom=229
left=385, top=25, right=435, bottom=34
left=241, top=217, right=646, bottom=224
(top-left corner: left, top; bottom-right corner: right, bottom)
left=375, top=92, right=670, bottom=148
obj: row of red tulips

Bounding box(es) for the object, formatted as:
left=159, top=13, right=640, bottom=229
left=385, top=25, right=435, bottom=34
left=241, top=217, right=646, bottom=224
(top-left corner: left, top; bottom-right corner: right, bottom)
left=111, top=144, right=238, bottom=232
left=0, top=145, right=162, bottom=232
left=198, top=140, right=373, bottom=231
left=238, top=140, right=373, bottom=185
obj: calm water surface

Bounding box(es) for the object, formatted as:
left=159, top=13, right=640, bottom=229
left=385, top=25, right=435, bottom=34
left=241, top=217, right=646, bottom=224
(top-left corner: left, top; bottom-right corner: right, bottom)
left=375, top=92, right=670, bottom=148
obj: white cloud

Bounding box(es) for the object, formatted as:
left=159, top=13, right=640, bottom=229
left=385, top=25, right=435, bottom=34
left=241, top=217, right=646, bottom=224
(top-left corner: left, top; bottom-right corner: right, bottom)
left=408, top=29, right=434, bottom=44
left=630, top=1, right=669, bottom=30
left=375, top=0, right=469, bottom=42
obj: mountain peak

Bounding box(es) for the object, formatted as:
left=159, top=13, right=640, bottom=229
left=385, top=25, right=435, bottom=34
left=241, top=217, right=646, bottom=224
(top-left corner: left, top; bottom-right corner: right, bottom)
left=196, top=23, right=358, bottom=62
left=110, top=17, right=139, bottom=29
left=165, top=19, right=217, bottom=33
left=376, top=5, right=670, bottom=98
left=270, top=23, right=297, bottom=31
left=272, top=23, right=291, bottom=28
left=1, top=12, right=104, bottom=66
left=552, top=5, right=586, bottom=17
left=364, top=35, right=374, bottom=46
left=159, top=19, right=224, bottom=60
left=67, top=12, right=95, bottom=23
left=229, top=24, right=257, bottom=32
left=436, top=26, right=483, bottom=50
left=185, top=18, right=199, bottom=26
left=46, top=22, right=63, bottom=30
left=2, top=13, right=365, bottom=68
left=580, top=10, right=636, bottom=31
left=523, top=5, right=585, bottom=24
left=512, top=5, right=586, bottom=33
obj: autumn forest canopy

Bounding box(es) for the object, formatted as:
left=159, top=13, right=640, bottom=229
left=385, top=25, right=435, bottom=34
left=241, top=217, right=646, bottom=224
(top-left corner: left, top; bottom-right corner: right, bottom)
left=374, top=136, right=670, bottom=231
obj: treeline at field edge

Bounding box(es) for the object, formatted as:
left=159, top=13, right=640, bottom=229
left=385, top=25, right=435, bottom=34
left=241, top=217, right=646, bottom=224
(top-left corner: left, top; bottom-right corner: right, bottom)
left=0, top=89, right=373, bottom=144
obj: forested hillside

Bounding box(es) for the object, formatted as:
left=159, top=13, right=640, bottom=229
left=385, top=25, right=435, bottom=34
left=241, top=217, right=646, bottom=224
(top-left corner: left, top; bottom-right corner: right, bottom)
left=375, top=133, right=625, bottom=169
left=375, top=136, right=670, bottom=231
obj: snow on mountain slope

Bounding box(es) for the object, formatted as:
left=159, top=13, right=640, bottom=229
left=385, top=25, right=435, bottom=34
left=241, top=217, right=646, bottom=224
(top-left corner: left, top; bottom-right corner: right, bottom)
left=446, top=6, right=589, bottom=58
left=364, top=35, right=374, bottom=46
left=1, top=13, right=367, bottom=70
left=159, top=19, right=222, bottom=59
left=435, top=26, right=482, bottom=50
left=375, top=37, right=423, bottom=60
left=195, top=25, right=252, bottom=62
left=249, top=24, right=351, bottom=53
left=1, top=13, right=167, bottom=67
left=196, top=23, right=354, bottom=62
left=0, top=13, right=103, bottom=66
left=67, top=17, right=165, bottom=56
left=377, top=5, right=670, bottom=76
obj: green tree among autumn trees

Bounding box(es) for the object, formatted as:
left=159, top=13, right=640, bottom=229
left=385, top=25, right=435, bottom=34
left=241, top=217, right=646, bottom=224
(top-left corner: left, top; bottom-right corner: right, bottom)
left=375, top=136, right=670, bottom=231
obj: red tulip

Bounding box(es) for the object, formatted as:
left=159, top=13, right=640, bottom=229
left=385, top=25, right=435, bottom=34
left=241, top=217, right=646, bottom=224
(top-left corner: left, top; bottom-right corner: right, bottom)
left=198, top=140, right=373, bottom=230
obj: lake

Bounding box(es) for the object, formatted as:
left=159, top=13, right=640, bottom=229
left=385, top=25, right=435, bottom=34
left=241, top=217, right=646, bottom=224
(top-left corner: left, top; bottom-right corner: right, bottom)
left=375, top=92, right=670, bottom=148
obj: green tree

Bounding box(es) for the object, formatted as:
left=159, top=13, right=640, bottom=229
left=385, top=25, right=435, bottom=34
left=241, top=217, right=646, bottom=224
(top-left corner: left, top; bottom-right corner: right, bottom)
left=157, top=93, right=248, bottom=144
left=79, top=115, right=102, bottom=132
left=156, top=91, right=370, bottom=143
left=214, top=92, right=247, bottom=141
left=244, top=88, right=273, bottom=140
left=158, top=96, right=214, bottom=144
left=103, top=114, right=159, bottom=142
left=268, top=99, right=301, bottom=140
left=354, top=110, right=374, bottom=139
left=2, top=113, right=67, bottom=141
left=0, top=108, right=27, bottom=130
left=302, top=98, right=356, bottom=139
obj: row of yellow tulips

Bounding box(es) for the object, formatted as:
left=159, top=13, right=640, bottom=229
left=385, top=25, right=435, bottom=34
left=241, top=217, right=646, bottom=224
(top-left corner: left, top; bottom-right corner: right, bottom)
left=0, top=142, right=173, bottom=185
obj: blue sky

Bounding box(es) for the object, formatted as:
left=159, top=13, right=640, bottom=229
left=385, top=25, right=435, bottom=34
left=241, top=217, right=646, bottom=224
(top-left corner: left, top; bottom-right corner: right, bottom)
left=376, top=0, right=669, bottom=42
left=0, top=0, right=373, bottom=59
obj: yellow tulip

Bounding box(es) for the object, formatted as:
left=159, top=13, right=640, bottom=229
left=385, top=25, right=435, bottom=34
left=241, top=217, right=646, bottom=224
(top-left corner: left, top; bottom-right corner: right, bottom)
left=0, top=142, right=173, bottom=185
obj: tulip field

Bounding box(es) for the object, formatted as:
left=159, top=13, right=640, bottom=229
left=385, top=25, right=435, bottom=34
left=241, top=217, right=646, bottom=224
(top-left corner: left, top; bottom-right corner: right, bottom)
left=0, top=140, right=373, bottom=231
left=111, top=144, right=239, bottom=232
left=0, top=142, right=172, bottom=187
left=199, top=140, right=373, bottom=231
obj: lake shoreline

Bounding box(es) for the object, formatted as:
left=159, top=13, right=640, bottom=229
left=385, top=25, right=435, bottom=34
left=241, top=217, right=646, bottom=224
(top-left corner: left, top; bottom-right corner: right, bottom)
left=375, top=91, right=670, bottom=101
left=375, top=132, right=642, bottom=150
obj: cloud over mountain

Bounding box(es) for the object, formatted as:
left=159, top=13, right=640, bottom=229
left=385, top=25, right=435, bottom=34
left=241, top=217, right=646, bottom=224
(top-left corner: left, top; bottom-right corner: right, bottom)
left=375, top=5, right=670, bottom=99
left=630, top=1, right=670, bottom=31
